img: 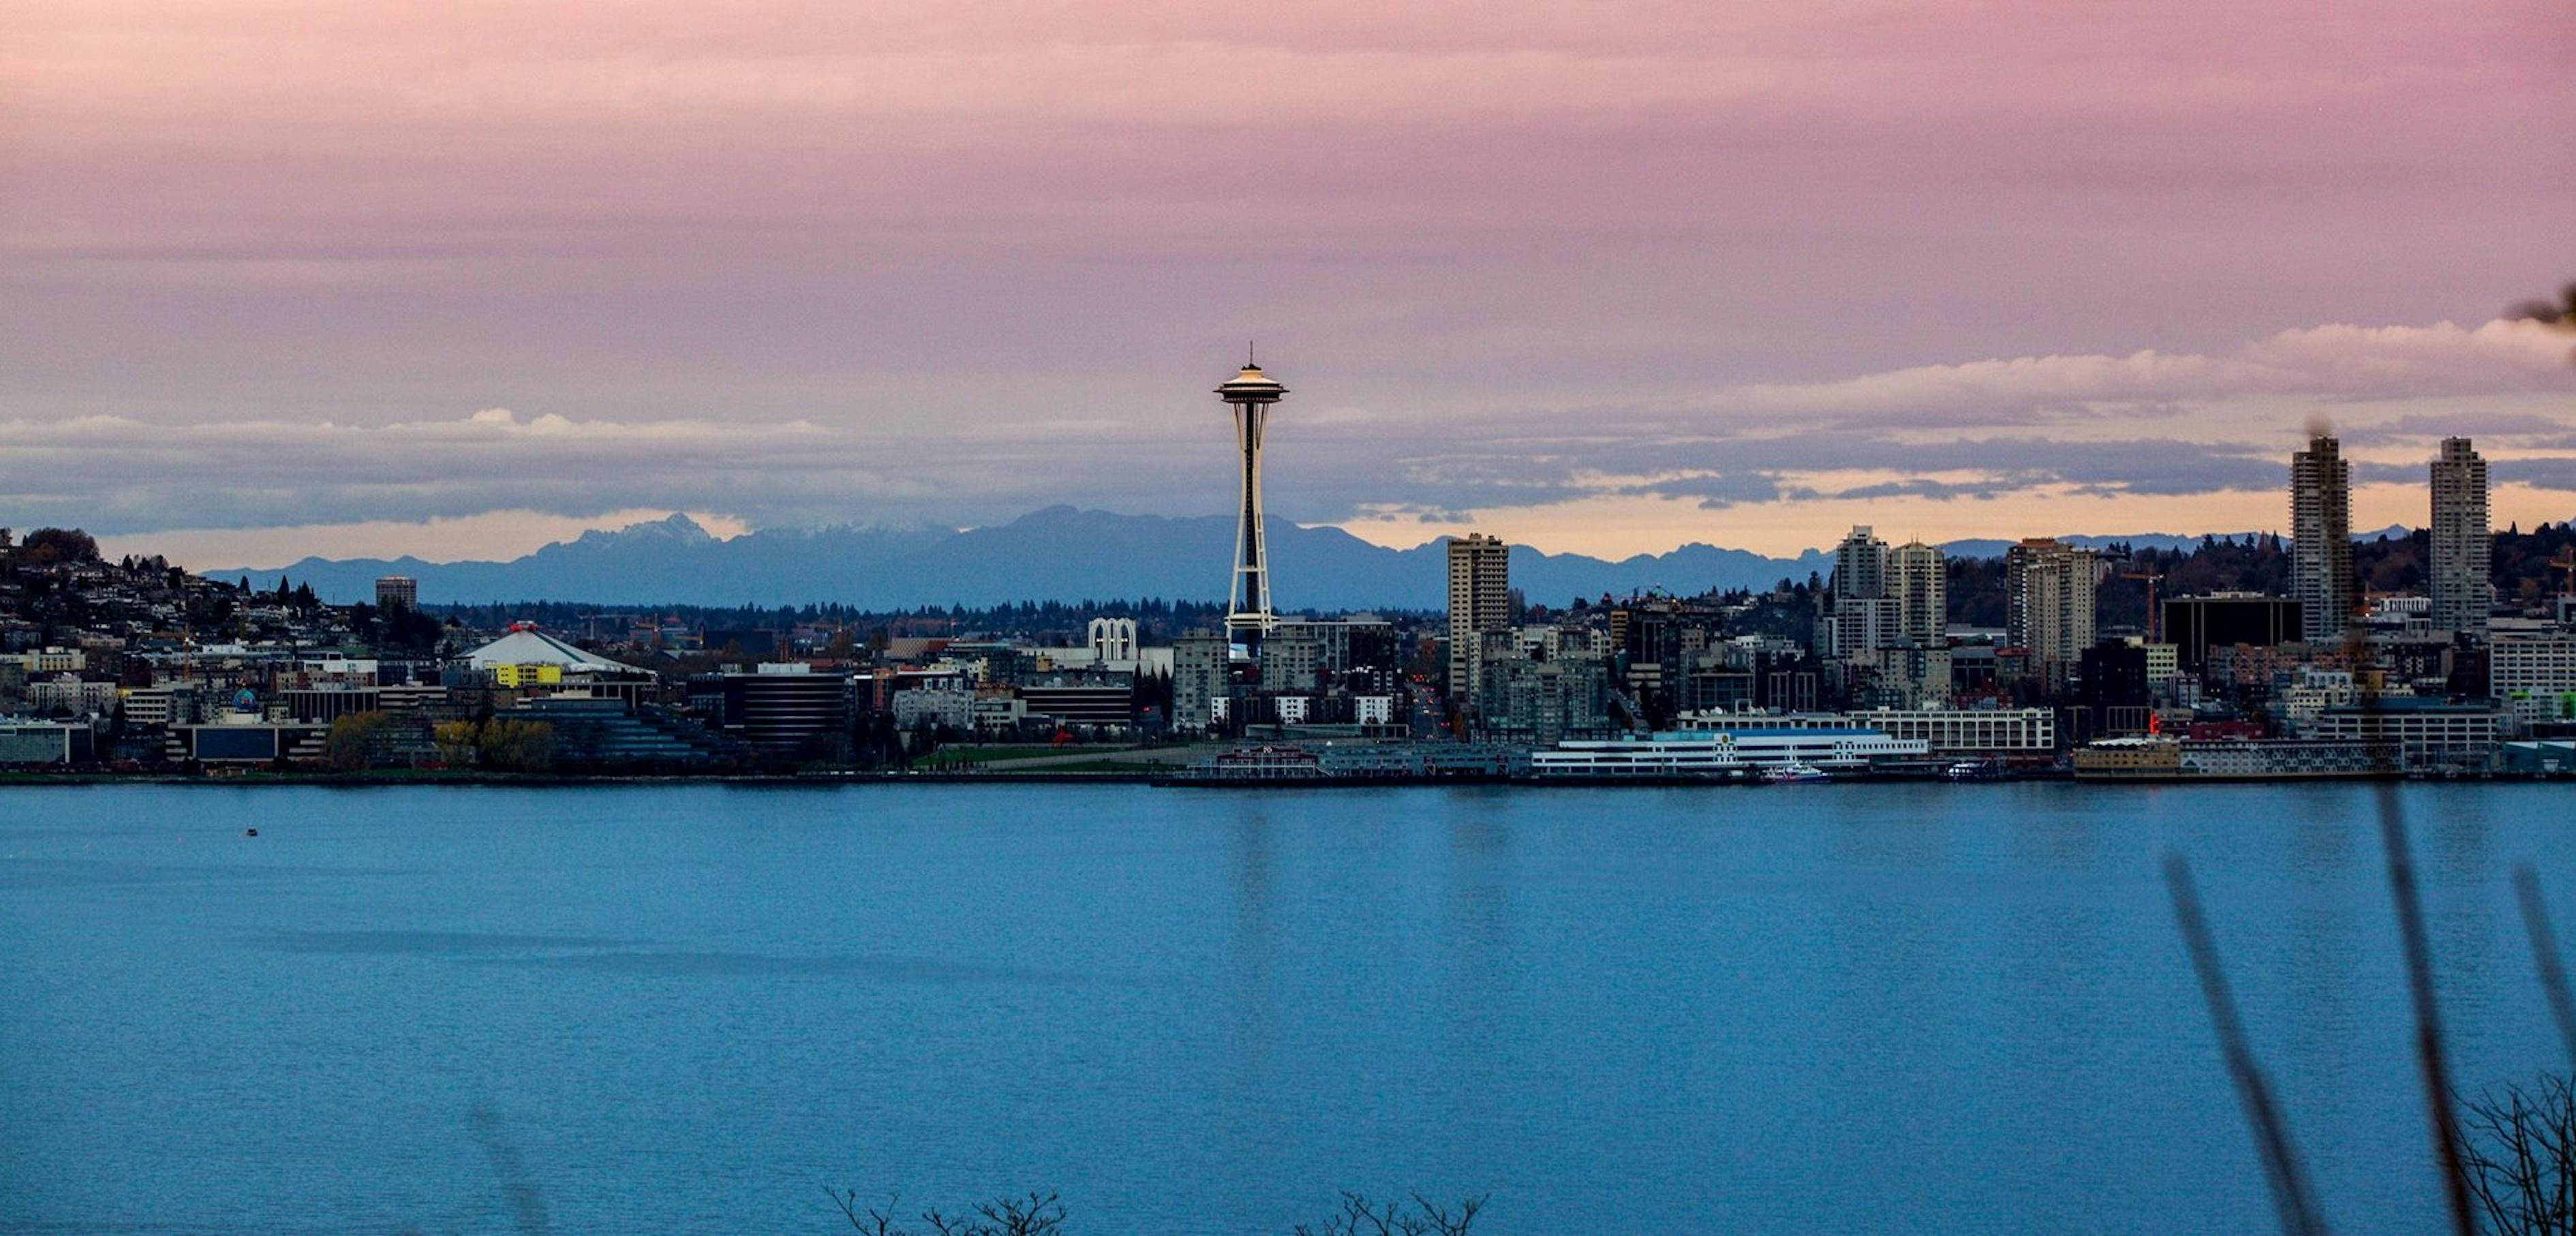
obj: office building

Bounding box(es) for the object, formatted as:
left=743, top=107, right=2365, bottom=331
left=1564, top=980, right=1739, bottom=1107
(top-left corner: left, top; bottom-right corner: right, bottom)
left=2429, top=437, right=2490, bottom=639
left=1018, top=673, right=1137, bottom=729
left=2290, top=434, right=2353, bottom=644
left=2164, top=594, right=2303, bottom=670
left=703, top=664, right=853, bottom=758
left=1448, top=534, right=1510, bottom=707
left=375, top=575, right=418, bottom=611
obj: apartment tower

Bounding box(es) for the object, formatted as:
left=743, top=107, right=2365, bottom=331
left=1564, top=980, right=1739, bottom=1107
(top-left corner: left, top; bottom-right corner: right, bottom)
left=1447, top=533, right=1510, bottom=707
left=1890, top=540, right=1948, bottom=645
left=2429, top=437, right=2490, bottom=639
left=2006, top=538, right=2097, bottom=688
left=2290, top=434, right=2353, bottom=645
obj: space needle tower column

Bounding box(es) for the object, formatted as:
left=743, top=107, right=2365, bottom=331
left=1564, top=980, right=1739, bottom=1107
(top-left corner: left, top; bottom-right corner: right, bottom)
left=1216, top=356, right=1287, bottom=644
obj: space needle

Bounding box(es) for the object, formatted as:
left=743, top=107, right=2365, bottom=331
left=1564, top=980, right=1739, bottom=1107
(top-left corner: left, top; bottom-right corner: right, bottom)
left=1216, top=352, right=1287, bottom=643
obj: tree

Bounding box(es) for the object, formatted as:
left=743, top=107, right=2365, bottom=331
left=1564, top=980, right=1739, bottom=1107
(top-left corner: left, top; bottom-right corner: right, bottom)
left=432, top=720, right=482, bottom=768
left=824, top=1189, right=1484, bottom=1235
left=478, top=720, right=555, bottom=773
left=323, top=711, right=393, bottom=772
left=828, top=1190, right=1067, bottom=1236
left=1293, top=1193, right=1486, bottom=1236
left=20, top=527, right=99, bottom=566
left=2455, top=1075, right=2576, bottom=1235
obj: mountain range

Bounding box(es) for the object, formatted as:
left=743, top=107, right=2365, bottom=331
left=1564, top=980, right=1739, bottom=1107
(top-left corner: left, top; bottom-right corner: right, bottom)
left=214, top=508, right=2280, bottom=611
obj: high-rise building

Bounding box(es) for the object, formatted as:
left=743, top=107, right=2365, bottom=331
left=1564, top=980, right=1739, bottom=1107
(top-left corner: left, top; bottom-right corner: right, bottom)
left=1215, top=360, right=1288, bottom=642
left=375, top=575, right=418, bottom=611
left=1890, top=540, right=1947, bottom=646
left=1447, top=533, right=1510, bottom=707
left=2430, top=437, right=2490, bottom=640
left=1824, top=527, right=1897, bottom=659
left=2006, top=538, right=2097, bottom=687
left=1834, top=526, right=1888, bottom=602
left=2290, top=434, right=2354, bottom=645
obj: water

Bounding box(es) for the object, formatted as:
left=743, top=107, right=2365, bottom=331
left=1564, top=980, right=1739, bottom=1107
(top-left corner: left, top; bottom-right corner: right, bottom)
left=1, top=782, right=2569, bottom=1234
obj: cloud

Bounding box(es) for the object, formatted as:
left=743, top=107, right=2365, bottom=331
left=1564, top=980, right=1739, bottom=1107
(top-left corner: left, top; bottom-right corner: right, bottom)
left=1704, top=320, right=2572, bottom=426
left=9, top=314, right=2573, bottom=561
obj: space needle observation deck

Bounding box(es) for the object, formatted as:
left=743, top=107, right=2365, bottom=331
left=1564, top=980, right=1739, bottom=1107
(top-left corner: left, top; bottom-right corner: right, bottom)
left=1215, top=357, right=1287, bottom=642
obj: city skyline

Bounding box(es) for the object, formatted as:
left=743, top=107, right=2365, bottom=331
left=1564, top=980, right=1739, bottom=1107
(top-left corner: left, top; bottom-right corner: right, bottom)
left=8, top=1, right=2572, bottom=567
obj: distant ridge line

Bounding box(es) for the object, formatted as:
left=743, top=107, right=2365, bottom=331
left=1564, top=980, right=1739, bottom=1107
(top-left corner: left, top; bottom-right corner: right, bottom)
left=204, top=506, right=2367, bottom=610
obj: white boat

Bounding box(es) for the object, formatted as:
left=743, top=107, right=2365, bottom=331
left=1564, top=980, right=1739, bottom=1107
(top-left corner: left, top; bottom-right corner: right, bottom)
left=1762, top=761, right=1832, bottom=784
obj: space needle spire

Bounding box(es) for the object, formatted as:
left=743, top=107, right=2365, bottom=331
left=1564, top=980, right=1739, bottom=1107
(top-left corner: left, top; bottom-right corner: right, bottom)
left=1215, top=352, right=1287, bottom=641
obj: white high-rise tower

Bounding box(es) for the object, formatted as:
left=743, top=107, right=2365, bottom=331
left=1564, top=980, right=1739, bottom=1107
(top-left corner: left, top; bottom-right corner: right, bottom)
left=1216, top=357, right=1287, bottom=640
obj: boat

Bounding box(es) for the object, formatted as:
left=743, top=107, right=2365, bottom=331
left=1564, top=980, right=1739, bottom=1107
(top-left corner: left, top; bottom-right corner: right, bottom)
left=1762, top=761, right=1832, bottom=784
left=1943, top=760, right=2001, bottom=782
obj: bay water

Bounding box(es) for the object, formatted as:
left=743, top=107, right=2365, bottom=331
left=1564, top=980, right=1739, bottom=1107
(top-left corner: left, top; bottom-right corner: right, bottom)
left=3, top=782, right=2571, bottom=1233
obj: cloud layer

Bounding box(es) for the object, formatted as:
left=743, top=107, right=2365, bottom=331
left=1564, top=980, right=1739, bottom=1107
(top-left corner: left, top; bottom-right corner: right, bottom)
left=12, top=319, right=2573, bottom=559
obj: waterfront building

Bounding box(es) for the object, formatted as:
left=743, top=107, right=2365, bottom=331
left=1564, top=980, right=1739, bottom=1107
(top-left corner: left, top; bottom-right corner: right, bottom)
left=1447, top=533, right=1510, bottom=709
left=2006, top=538, right=2097, bottom=688
left=703, top=664, right=853, bottom=758
left=1017, top=673, right=1137, bottom=730
left=1715, top=706, right=2057, bottom=755
left=2290, top=434, right=2354, bottom=644
left=0, top=719, right=94, bottom=764
left=1531, top=727, right=1931, bottom=775
left=2308, top=698, right=2505, bottom=767
left=2492, top=630, right=2576, bottom=726
left=510, top=696, right=748, bottom=769
left=167, top=721, right=331, bottom=765
left=1216, top=360, right=1288, bottom=641
left=2501, top=741, right=2576, bottom=775
left=2429, top=437, right=2491, bottom=639
left=374, top=575, right=418, bottom=611
left=2071, top=736, right=2385, bottom=779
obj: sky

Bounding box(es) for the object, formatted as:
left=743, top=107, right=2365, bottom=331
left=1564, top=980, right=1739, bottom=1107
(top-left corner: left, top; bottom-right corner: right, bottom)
left=4, top=1, right=2573, bottom=568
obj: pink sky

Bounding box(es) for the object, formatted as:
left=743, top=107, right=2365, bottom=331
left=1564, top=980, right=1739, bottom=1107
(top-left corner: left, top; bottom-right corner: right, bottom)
left=6, top=1, right=2573, bottom=566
